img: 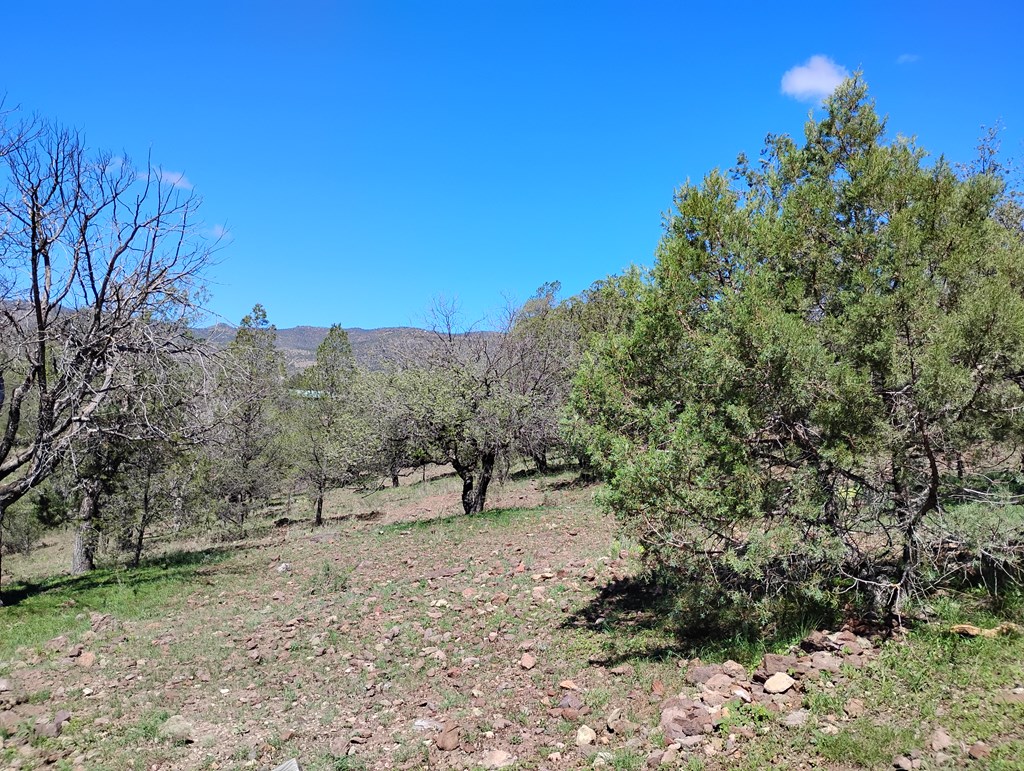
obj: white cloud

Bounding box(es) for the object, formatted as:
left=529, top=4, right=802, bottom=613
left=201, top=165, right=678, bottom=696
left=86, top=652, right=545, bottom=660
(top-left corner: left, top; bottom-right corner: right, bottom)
left=138, top=167, right=194, bottom=190
left=156, top=169, right=193, bottom=189
left=896, top=53, right=920, bottom=65
left=780, top=55, right=849, bottom=102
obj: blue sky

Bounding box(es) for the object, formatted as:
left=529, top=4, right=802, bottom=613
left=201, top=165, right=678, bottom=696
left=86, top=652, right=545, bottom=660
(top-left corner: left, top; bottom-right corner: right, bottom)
left=3, top=1, right=1022, bottom=329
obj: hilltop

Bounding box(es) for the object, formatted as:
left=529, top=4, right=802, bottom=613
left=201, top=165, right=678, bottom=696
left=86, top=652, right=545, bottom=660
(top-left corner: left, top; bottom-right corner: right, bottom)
left=194, top=323, right=436, bottom=371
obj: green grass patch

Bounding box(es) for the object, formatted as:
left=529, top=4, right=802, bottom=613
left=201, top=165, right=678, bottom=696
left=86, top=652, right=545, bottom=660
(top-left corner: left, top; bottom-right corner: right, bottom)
left=0, top=548, right=229, bottom=659
left=815, top=721, right=917, bottom=767
left=378, top=505, right=551, bottom=535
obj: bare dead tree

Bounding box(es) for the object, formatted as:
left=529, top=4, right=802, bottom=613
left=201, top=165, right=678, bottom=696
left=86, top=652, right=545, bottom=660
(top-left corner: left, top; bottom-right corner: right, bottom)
left=0, top=116, right=214, bottom=593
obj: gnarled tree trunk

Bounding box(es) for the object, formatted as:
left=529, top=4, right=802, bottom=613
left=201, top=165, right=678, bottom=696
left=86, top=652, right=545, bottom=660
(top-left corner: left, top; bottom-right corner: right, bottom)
left=72, top=479, right=103, bottom=575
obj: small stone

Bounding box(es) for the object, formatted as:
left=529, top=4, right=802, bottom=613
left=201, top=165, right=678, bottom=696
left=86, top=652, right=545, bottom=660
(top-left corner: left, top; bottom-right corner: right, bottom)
left=810, top=652, right=842, bottom=674
left=763, top=672, right=796, bottom=694
left=276, top=562, right=292, bottom=573
left=519, top=653, right=536, bottom=670
left=843, top=698, right=865, bottom=718
left=436, top=725, right=460, bottom=751
left=609, top=664, right=635, bottom=677
left=660, top=745, right=681, bottom=765
left=560, top=679, right=579, bottom=690
left=783, top=709, right=810, bottom=728
left=930, top=727, right=952, bottom=752
left=576, top=724, right=597, bottom=746
left=77, top=651, right=97, bottom=668
left=480, top=749, right=515, bottom=769
left=967, top=742, right=990, bottom=760
left=0, top=679, right=9, bottom=692
left=413, top=718, right=445, bottom=732
left=703, top=673, right=734, bottom=692
left=646, top=749, right=665, bottom=767
left=935, top=752, right=952, bottom=765
left=893, top=756, right=913, bottom=770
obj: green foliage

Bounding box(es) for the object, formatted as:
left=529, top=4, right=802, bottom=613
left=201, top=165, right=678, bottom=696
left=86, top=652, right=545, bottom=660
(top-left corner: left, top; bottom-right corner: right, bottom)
left=573, top=75, right=1024, bottom=619
left=285, top=325, right=369, bottom=524
left=209, top=304, right=288, bottom=533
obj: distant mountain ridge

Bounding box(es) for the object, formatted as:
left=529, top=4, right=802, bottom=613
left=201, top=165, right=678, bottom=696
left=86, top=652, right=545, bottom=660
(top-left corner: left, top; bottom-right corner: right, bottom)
left=194, top=323, right=436, bottom=371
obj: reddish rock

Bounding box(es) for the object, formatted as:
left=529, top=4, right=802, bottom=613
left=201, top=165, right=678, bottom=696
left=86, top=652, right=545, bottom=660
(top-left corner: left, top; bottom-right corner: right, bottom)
left=436, top=725, right=460, bottom=751
left=703, top=673, right=735, bottom=692
left=968, top=742, right=991, bottom=760
left=660, top=697, right=711, bottom=742
left=760, top=654, right=797, bottom=678
left=686, top=665, right=725, bottom=685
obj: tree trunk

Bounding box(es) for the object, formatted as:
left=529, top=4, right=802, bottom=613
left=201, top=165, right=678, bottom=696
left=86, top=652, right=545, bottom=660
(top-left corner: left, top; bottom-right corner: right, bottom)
left=532, top=450, right=549, bottom=473
left=0, top=505, right=5, bottom=605
left=451, top=457, right=476, bottom=516
left=131, top=475, right=151, bottom=569
left=391, top=473, right=400, bottom=488
left=314, top=491, right=324, bottom=527
left=470, top=451, right=496, bottom=514
left=72, top=479, right=102, bottom=575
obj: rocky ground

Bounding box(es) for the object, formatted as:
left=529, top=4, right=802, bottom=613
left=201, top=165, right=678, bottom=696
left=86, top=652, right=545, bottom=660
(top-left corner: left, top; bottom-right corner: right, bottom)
left=1, top=470, right=1023, bottom=770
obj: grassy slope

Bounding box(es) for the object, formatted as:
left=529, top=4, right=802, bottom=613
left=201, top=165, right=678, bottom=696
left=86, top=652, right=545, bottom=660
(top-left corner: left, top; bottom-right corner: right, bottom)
left=1, top=470, right=1022, bottom=770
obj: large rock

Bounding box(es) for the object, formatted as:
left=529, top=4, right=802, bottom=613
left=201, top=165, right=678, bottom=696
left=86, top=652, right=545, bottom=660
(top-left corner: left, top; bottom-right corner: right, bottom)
left=660, top=697, right=711, bottom=742
left=685, top=664, right=725, bottom=685
left=760, top=654, right=797, bottom=677
left=576, top=724, right=597, bottom=746
left=157, top=714, right=194, bottom=743
left=763, top=673, right=796, bottom=694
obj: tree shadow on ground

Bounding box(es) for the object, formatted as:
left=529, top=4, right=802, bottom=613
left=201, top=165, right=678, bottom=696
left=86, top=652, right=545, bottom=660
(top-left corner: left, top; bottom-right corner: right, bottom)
left=0, top=546, right=231, bottom=608
left=562, top=574, right=841, bottom=667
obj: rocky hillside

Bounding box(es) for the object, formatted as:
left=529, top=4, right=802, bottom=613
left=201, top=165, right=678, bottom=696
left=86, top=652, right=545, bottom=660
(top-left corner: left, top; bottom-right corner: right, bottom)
left=195, top=323, right=436, bottom=371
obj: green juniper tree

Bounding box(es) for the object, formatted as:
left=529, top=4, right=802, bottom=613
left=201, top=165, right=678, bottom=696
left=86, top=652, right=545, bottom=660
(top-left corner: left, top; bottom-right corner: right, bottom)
left=573, top=76, right=1024, bottom=619
left=287, top=325, right=368, bottom=526
left=209, top=305, right=286, bottom=534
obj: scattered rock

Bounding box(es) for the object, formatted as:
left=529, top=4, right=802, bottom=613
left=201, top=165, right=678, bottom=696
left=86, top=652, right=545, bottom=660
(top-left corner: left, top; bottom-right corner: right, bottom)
left=560, top=679, right=579, bottom=690
left=157, top=714, right=194, bottom=743
left=686, top=665, right=724, bottom=685
left=843, top=698, right=865, bottom=718
left=559, top=691, right=584, bottom=711
left=930, top=727, right=953, bottom=752
left=576, top=724, right=597, bottom=746
left=967, top=742, right=991, bottom=760
left=609, top=663, right=634, bottom=677
left=480, top=749, right=515, bottom=769
left=763, top=672, right=796, bottom=694
left=519, top=653, right=536, bottom=670
left=660, top=745, right=681, bottom=765
left=77, top=651, right=97, bottom=668
left=783, top=709, right=810, bottom=728
left=660, top=697, right=711, bottom=742
left=276, top=562, right=292, bottom=573
left=760, top=654, right=797, bottom=677
left=703, top=673, right=734, bottom=692
left=810, top=652, right=842, bottom=674
left=893, top=755, right=914, bottom=770
left=0, top=679, right=9, bottom=692
left=436, top=724, right=460, bottom=751
left=413, top=718, right=445, bottom=733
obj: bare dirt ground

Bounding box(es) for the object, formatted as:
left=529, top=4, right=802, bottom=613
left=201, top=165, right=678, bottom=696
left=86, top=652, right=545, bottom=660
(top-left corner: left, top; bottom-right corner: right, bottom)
left=2, top=469, right=1023, bottom=770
